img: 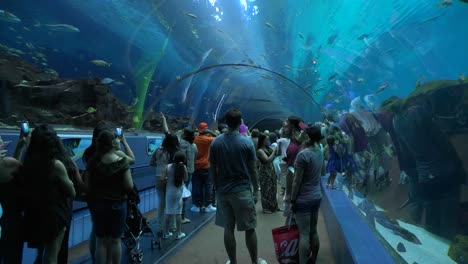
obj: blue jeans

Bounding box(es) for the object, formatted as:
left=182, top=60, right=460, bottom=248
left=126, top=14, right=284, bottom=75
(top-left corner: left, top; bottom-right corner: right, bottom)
left=192, top=169, right=212, bottom=207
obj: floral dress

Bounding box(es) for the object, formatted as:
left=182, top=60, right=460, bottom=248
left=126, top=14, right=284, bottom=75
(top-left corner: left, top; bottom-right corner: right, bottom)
left=257, top=147, right=279, bottom=212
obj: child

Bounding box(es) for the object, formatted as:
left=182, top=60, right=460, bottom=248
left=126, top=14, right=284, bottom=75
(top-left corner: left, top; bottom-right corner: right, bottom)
left=164, top=151, right=188, bottom=239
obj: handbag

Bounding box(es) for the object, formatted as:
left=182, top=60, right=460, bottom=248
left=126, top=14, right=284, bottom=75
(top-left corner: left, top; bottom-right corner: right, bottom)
left=182, top=184, right=191, bottom=199
left=272, top=217, right=300, bottom=264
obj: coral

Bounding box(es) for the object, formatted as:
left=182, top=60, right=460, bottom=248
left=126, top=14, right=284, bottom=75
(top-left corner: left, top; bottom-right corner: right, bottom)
left=448, top=235, right=468, bottom=264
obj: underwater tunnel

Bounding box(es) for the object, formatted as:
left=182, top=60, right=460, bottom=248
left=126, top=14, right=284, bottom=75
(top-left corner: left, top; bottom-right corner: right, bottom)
left=0, top=0, right=468, bottom=263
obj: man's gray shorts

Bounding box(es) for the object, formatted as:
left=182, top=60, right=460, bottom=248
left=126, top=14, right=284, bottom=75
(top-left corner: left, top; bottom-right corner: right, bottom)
left=215, top=190, right=257, bottom=231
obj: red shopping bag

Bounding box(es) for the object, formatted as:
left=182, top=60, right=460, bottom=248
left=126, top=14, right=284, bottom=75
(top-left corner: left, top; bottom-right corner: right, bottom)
left=272, top=223, right=300, bottom=263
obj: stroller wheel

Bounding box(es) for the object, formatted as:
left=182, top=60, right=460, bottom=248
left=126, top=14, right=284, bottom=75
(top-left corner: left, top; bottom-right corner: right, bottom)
left=123, top=237, right=136, bottom=249
left=137, top=252, right=144, bottom=263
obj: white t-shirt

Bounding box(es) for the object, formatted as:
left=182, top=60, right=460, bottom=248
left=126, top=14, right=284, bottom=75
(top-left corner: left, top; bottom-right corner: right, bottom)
left=277, top=137, right=290, bottom=164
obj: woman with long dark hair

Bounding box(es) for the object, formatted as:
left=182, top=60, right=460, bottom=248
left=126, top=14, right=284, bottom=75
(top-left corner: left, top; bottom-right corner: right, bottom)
left=82, top=122, right=110, bottom=263
left=290, top=125, right=325, bottom=264
left=87, top=130, right=134, bottom=264
left=21, top=124, right=76, bottom=264
left=150, top=131, right=180, bottom=237
left=256, top=133, right=280, bottom=213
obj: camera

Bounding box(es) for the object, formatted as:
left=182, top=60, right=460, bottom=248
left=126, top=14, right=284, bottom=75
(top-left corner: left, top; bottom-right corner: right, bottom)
left=20, top=121, right=30, bottom=135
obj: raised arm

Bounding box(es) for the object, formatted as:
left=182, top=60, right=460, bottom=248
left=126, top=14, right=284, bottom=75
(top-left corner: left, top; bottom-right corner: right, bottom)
left=160, top=112, right=169, bottom=134
left=257, top=148, right=277, bottom=164
left=116, top=134, right=135, bottom=165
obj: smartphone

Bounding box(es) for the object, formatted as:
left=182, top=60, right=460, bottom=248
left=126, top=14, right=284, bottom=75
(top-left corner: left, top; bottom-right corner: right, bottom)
left=0, top=141, right=11, bottom=151
left=20, top=121, right=30, bottom=135
left=116, top=127, right=123, bottom=138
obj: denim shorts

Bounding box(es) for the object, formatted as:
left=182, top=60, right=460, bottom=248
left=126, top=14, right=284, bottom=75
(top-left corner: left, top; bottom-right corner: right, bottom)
left=89, top=198, right=127, bottom=239
left=295, top=199, right=321, bottom=215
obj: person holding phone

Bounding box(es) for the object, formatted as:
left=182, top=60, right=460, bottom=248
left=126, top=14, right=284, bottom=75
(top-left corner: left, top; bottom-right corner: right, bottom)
left=86, top=129, right=135, bottom=264
left=19, top=124, right=77, bottom=263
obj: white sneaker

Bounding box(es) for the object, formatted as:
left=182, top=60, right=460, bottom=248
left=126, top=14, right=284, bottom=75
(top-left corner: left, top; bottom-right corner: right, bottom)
left=257, top=258, right=267, bottom=264
left=204, top=204, right=217, bottom=212
left=190, top=205, right=200, bottom=212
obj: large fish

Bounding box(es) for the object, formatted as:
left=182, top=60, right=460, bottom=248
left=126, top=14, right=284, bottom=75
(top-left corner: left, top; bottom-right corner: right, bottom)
left=0, top=10, right=21, bottom=23
left=45, top=24, right=80, bottom=33
left=181, top=48, right=212, bottom=103
left=90, top=60, right=111, bottom=67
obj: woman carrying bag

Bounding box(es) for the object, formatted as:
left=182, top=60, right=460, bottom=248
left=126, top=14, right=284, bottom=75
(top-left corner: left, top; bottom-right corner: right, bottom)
left=289, top=125, right=325, bottom=264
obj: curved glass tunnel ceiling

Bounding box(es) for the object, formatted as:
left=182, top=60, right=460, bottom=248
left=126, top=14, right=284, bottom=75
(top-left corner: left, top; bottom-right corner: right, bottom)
left=1, top=0, right=467, bottom=127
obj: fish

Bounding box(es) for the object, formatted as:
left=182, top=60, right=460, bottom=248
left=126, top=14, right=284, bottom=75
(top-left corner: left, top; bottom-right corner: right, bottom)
left=0, top=10, right=21, bottom=23
left=86, top=107, right=97, bottom=113
left=327, top=33, right=338, bottom=45
left=298, top=33, right=304, bottom=39
left=181, top=48, right=212, bottom=103
left=357, top=34, right=369, bottom=40
left=265, top=22, right=274, bottom=29
left=44, top=24, right=80, bottom=33
left=101, top=78, right=114, bottom=84
left=113, top=81, right=125, bottom=86
left=419, top=13, right=446, bottom=25
left=35, top=52, right=46, bottom=58
left=284, top=65, right=293, bottom=70
left=259, top=74, right=274, bottom=80
left=357, top=77, right=365, bottom=84
left=415, top=75, right=425, bottom=87
left=90, top=60, right=111, bottom=67
left=459, top=73, right=465, bottom=83
left=185, top=12, right=198, bottom=19
left=25, top=42, right=35, bottom=50
left=328, top=73, right=338, bottom=81
left=437, top=0, right=452, bottom=6
left=121, top=74, right=126, bottom=79
left=375, top=83, right=390, bottom=94
left=23, top=26, right=30, bottom=31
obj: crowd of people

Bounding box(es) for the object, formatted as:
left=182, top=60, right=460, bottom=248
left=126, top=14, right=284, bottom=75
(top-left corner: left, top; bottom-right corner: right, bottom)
left=0, top=84, right=465, bottom=264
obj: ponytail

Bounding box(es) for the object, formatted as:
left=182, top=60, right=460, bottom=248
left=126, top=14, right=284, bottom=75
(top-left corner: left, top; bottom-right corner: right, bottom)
left=172, top=151, right=187, bottom=187
left=174, top=162, right=185, bottom=187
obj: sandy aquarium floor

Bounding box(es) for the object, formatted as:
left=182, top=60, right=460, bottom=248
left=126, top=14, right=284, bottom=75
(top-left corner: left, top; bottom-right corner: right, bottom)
left=341, top=183, right=456, bottom=264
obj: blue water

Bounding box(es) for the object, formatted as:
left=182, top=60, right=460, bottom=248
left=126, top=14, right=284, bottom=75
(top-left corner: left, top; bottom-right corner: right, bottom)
left=1, top=0, right=465, bottom=124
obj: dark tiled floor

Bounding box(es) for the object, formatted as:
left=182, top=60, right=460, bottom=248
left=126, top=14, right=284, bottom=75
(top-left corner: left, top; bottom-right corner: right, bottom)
left=69, top=202, right=216, bottom=264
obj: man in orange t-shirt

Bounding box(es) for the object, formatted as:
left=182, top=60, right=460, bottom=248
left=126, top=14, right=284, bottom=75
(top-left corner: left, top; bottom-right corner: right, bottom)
left=191, top=122, right=217, bottom=213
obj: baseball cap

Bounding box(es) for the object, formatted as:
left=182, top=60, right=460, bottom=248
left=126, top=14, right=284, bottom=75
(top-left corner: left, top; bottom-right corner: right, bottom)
left=198, top=122, right=208, bottom=133
left=239, top=124, right=247, bottom=135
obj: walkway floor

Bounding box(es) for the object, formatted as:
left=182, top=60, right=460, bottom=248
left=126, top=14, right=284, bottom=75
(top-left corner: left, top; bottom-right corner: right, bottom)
left=69, top=195, right=335, bottom=264
left=163, top=203, right=334, bottom=264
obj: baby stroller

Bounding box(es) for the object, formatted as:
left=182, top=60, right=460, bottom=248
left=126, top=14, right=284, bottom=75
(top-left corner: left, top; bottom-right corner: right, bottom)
left=122, top=189, right=162, bottom=263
